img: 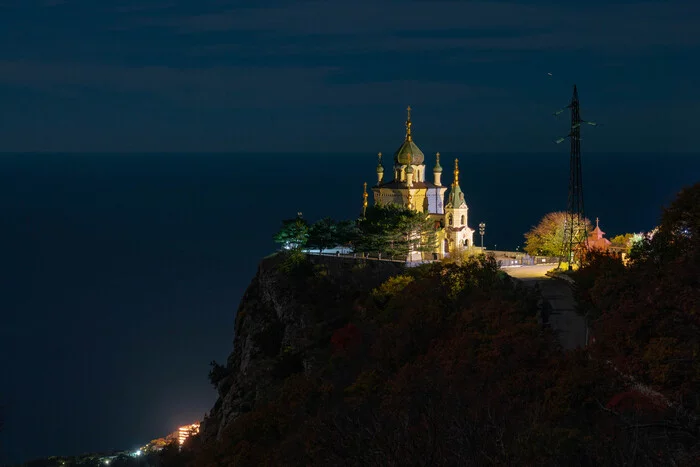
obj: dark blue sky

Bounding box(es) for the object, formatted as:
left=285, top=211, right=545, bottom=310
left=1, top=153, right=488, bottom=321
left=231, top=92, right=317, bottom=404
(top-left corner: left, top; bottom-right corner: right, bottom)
left=0, top=0, right=699, bottom=153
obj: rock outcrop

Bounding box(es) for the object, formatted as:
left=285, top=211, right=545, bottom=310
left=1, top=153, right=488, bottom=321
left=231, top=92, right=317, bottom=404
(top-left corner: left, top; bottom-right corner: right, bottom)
left=200, top=253, right=404, bottom=443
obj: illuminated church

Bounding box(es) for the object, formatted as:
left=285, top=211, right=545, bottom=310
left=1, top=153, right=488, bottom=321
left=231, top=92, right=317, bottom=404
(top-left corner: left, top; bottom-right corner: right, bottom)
left=369, top=106, right=475, bottom=260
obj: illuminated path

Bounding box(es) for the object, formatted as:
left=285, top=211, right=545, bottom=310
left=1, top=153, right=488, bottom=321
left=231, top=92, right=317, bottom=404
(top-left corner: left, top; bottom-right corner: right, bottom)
left=505, top=265, right=588, bottom=350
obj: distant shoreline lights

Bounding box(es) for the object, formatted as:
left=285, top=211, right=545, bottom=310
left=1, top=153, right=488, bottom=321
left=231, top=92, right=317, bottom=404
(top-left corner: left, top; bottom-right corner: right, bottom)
left=178, top=422, right=201, bottom=445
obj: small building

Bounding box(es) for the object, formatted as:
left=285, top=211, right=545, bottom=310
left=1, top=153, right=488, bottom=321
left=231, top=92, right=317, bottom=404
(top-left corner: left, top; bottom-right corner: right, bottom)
left=178, top=422, right=200, bottom=445
left=587, top=217, right=611, bottom=251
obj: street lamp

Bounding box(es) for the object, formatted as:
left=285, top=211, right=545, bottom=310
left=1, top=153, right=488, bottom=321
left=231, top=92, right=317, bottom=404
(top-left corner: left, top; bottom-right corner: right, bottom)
left=479, top=222, right=486, bottom=249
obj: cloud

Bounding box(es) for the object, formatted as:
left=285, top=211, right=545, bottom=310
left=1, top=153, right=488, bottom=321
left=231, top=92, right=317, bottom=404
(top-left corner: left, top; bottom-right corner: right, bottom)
left=136, top=2, right=555, bottom=35
left=130, top=1, right=700, bottom=52
left=4, top=2, right=698, bottom=70
left=0, top=60, right=500, bottom=109
left=111, top=2, right=175, bottom=13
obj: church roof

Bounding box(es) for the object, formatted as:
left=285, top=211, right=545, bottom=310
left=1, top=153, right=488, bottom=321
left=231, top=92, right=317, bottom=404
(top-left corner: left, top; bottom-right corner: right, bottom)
left=393, top=140, right=425, bottom=166
left=589, top=217, right=606, bottom=240
left=433, top=152, right=442, bottom=172
left=393, top=106, right=425, bottom=166
left=446, top=185, right=466, bottom=208
left=590, top=226, right=605, bottom=240
left=445, top=158, right=467, bottom=209
left=587, top=217, right=611, bottom=250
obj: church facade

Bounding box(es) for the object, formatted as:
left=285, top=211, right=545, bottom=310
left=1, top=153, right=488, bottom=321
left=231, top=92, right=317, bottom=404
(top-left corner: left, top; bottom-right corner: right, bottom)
left=370, top=107, right=475, bottom=260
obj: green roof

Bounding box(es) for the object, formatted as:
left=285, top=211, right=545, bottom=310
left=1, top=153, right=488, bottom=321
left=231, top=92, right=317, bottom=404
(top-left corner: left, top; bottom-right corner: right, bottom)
left=446, top=184, right=466, bottom=209
left=393, top=140, right=425, bottom=166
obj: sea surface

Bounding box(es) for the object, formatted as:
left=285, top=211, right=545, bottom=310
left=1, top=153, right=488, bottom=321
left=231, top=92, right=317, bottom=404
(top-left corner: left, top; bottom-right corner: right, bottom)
left=0, top=152, right=698, bottom=463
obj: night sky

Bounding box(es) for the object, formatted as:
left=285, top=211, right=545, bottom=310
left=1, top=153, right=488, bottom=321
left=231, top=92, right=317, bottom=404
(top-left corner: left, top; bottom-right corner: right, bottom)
left=1, top=1, right=700, bottom=464
left=0, top=1, right=699, bottom=153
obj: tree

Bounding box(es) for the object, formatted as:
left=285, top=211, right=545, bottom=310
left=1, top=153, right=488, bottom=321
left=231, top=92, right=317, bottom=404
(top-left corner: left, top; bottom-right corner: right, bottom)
left=609, top=233, right=637, bottom=253
left=336, top=219, right=360, bottom=250
left=307, top=217, right=337, bottom=253
left=273, top=214, right=309, bottom=250
left=208, top=360, right=228, bottom=386
left=356, top=204, right=437, bottom=257
left=630, top=182, right=700, bottom=265
left=524, top=211, right=590, bottom=257
left=573, top=183, right=700, bottom=453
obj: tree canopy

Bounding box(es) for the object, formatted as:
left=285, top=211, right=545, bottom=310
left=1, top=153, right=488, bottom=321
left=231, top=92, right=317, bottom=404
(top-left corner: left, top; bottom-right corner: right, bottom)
left=273, top=205, right=439, bottom=258
left=609, top=232, right=637, bottom=252
left=572, top=182, right=700, bottom=463
left=273, top=214, right=310, bottom=250
left=523, top=211, right=590, bottom=257
left=355, top=204, right=437, bottom=257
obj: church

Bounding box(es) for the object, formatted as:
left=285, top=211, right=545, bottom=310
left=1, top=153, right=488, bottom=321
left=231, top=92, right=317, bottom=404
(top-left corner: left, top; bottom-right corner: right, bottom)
left=369, top=107, right=475, bottom=260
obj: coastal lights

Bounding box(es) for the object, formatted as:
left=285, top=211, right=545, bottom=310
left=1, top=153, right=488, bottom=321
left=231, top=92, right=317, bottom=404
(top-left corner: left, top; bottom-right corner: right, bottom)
left=178, top=423, right=201, bottom=445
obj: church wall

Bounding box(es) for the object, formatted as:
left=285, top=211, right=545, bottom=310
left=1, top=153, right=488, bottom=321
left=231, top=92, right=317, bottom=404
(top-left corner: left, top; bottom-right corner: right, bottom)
left=374, top=187, right=432, bottom=213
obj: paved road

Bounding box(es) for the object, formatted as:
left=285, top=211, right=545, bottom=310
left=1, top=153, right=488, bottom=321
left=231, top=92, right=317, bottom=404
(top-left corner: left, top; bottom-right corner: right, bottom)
left=505, top=265, right=588, bottom=350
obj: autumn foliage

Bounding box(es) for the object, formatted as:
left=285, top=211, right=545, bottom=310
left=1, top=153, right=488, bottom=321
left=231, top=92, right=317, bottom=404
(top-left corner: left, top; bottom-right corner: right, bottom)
left=330, top=323, right=362, bottom=354
left=177, top=184, right=700, bottom=466
left=574, top=182, right=700, bottom=464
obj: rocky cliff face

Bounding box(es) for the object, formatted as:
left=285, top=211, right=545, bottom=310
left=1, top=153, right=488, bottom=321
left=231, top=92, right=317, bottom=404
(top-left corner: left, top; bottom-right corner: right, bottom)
left=199, top=253, right=404, bottom=443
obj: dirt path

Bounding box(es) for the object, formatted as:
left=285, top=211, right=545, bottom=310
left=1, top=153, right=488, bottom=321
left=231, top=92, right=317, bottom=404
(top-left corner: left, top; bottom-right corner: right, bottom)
left=505, top=265, right=588, bottom=350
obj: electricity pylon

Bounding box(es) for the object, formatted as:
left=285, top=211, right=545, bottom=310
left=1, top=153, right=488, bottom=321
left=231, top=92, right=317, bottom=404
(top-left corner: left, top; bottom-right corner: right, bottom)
left=553, top=85, right=599, bottom=270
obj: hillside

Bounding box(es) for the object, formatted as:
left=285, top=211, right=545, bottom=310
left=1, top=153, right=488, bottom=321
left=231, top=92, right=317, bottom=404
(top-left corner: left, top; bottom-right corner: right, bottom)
left=173, top=183, right=700, bottom=467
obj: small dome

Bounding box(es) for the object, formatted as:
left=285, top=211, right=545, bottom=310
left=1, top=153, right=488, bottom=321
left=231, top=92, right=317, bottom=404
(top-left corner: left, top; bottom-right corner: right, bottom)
left=434, top=152, right=442, bottom=172
left=405, top=164, right=414, bottom=173
left=376, top=163, right=384, bottom=173
left=393, top=140, right=425, bottom=166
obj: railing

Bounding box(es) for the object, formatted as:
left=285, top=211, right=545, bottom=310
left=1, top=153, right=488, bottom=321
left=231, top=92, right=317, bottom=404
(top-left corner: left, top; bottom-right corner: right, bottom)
left=304, top=249, right=559, bottom=267
left=305, top=250, right=426, bottom=264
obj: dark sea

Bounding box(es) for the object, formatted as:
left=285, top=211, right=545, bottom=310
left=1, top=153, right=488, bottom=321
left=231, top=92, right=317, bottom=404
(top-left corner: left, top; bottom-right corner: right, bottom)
left=0, top=152, right=698, bottom=463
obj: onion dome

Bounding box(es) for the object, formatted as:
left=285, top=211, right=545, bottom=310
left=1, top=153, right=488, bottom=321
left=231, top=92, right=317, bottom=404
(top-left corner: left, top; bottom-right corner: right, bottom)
left=433, top=152, right=442, bottom=172
left=393, top=106, right=425, bottom=166
left=376, top=152, right=384, bottom=173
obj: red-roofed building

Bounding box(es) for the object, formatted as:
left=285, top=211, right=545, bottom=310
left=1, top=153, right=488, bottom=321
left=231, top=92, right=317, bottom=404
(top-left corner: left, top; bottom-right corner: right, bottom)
left=587, top=217, right=611, bottom=251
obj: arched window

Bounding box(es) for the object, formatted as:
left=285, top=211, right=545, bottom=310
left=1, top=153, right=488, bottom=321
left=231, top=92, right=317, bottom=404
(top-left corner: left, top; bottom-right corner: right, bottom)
left=448, top=214, right=453, bottom=226
left=461, top=215, right=465, bottom=225
left=417, top=169, right=421, bottom=181
left=444, top=239, right=449, bottom=253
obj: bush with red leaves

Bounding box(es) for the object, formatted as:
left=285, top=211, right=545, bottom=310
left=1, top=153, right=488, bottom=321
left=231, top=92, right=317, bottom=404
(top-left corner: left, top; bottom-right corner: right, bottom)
left=331, top=323, right=362, bottom=354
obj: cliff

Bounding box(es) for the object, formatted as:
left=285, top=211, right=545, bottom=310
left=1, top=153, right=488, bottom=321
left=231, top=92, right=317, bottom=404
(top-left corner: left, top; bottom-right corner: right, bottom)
left=200, top=253, right=405, bottom=444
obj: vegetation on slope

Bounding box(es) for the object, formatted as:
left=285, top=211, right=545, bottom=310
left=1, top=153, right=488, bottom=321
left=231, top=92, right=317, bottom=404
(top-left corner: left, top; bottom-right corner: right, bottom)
left=573, top=182, right=700, bottom=454
left=175, top=182, right=699, bottom=467
left=178, top=258, right=646, bottom=465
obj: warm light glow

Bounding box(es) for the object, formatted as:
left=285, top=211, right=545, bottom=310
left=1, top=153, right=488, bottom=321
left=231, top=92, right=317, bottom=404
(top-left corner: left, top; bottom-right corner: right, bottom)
left=178, top=422, right=200, bottom=445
